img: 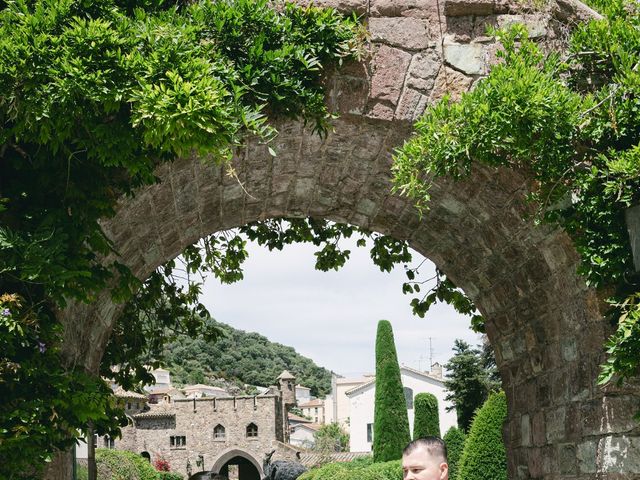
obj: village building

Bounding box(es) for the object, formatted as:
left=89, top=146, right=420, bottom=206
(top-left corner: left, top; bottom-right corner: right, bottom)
left=289, top=422, right=322, bottom=449
left=346, top=364, right=456, bottom=452
left=294, top=385, right=311, bottom=406
left=298, top=398, right=325, bottom=424
left=97, top=370, right=302, bottom=479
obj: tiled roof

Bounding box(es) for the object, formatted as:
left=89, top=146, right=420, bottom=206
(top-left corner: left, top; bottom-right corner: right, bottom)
left=298, top=451, right=370, bottom=468
left=277, top=370, right=295, bottom=380
left=345, top=366, right=444, bottom=396
left=288, top=413, right=313, bottom=423
left=113, top=387, right=147, bottom=400
left=133, top=405, right=175, bottom=419
left=292, top=423, right=322, bottom=432
left=299, top=399, right=324, bottom=408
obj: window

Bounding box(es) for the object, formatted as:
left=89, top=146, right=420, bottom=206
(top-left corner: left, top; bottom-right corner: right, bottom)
left=170, top=435, right=186, bottom=447
left=404, top=387, right=414, bottom=409
left=127, top=402, right=131, bottom=410
left=104, top=436, right=114, bottom=449
left=367, top=423, right=373, bottom=443
left=246, top=423, right=258, bottom=438
left=314, top=407, right=318, bottom=414
left=214, top=424, right=226, bottom=439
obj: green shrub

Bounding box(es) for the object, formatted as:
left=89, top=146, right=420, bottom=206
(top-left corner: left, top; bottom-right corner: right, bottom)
left=76, top=464, right=89, bottom=480
left=413, top=392, right=440, bottom=438
left=158, top=472, right=184, bottom=480
left=298, top=459, right=401, bottom=480
left=443, top=426, right=466, bottom=480
left=457, top=392, right=507, bottom=480
left=96, top=449, right=161, bottom=480
left=373, top=320, right=411, bottom=462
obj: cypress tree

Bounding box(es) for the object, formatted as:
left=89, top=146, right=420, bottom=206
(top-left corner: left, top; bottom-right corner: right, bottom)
left=457, top=391, right=507, bottom=480
left=413, top=392, right=440, bottom=438
left=443, top=426, right=466, bottom=480
left=373, top=320, right=411, bottom=462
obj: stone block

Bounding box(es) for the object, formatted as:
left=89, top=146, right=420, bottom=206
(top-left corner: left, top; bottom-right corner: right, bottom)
left=443, top=41, right=487, bottom=75
left=577, top=440, right=597, bottom=474
left=371, top=0, right=440, bottom=20
left=497, top=14, right=548, bottom=39
left=429, top=66, right=473, bottom=103
left=395, top=87, right=429, bottom=121
left=295, top=0, right=367, bottom=14
left=369, top=17, right=432, bottom=50
left=331, top=75, right=369, bottom=115
left=444, top=0, right=495, bottom=17
left=370, top=45, right=412, bottom=104
left=546, top=406, right=566, bottom=443
left=407, top=51, right=441, bottom=93
left=521, top=414, right=532, bottom=447
left=558, top=443, right=577, bottom=475
left=597, top=435, right=640, bottom=474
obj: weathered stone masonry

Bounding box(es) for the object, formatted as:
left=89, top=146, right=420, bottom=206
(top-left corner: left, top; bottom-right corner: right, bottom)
left=117, top=395, right=279, bottom=477
left=54, top=1, right=640, bottom=479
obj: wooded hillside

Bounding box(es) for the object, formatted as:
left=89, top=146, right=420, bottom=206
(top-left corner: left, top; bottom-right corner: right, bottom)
left=160, top=321, right=332, bottom=396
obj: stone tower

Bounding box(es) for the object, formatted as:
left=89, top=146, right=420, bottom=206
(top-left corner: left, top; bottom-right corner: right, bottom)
left=277, top=370, right=296, bottom=443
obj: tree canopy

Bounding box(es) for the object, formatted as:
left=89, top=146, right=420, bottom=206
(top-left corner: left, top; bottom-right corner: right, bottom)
left=373, top=320, right=411, bottom=462
left=159, top=321, right=333, bottom=397
left=444, top=340, right=500, bottom=432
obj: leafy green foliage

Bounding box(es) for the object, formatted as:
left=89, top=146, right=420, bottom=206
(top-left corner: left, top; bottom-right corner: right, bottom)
left=373, top=320, right=411, bottom=462
left=443, top=427, right=467, bottom=480
left=314, top=422, right=350, bottom=453
left=0, top=0, right=359, bottom=474
left=444, top=340, right=500, bottom=432
left=413, top=392, right=440, bottom=439
left=0, top=295, right=127, bottom=478
left=158, top=321, right=332, bottom=396
left=95, top=448, right=180, bottom=480
left=392, top=3, right=640, bottom=387
left=457, top=392, right=507, bottom=480
left=298, top=459, right=401, bottom=480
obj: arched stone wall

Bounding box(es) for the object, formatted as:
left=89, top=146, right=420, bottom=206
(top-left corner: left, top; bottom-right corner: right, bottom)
left=56, top=1, right=640, bottom=479
left=210, top=448, right=262, bottom=477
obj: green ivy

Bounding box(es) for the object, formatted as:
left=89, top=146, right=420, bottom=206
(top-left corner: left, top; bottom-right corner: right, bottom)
left=392, top=2, right=640, bottom=387
left=0, top=0, right=359, bottom=475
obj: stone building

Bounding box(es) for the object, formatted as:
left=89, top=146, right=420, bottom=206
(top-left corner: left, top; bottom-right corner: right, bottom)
left=101, top=371, right=300, bottom=479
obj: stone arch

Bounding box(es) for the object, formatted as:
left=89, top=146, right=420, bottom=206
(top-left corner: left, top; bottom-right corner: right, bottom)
left=54, top=1, right=640, bottom=479
left=210, top=448, right=262, bottom=477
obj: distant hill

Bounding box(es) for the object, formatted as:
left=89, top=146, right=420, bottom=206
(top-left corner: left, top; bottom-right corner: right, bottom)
left=159, top=321, right=332, bottom=397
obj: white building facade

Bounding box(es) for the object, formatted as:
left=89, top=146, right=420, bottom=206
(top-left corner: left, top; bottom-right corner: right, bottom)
left=347, top=366, right=457, bottom=452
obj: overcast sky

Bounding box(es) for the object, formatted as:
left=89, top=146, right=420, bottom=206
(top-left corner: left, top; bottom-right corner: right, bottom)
left=200, top=237, right=481, bottom=378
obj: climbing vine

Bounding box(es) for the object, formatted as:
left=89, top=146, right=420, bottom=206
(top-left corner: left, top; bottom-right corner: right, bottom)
left=393, top=0, right=640, bottom=385
left=0, top=0, right=360, bottom=475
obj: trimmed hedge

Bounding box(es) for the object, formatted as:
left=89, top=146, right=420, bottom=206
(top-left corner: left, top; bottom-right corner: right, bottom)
left=457, top=392, right=507, bottom=480
left=443, top=426, right=466, bottom=480
left=373, top=320, right=411, bottom=462
left=95, top=449, right=183, bottom=480
left=413, top=392, right=440, bottom=438
left=298, top=459, right=401, bottom=480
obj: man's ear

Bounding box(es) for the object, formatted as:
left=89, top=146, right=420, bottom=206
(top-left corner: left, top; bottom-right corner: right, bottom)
left=439, top=462, right=449, bottom=479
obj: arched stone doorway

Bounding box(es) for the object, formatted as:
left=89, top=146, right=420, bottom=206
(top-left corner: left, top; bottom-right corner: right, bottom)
left=210, top=449, right=262, bottom=480
left=54, top=1, right=640, bottom=479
